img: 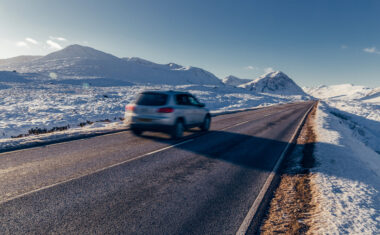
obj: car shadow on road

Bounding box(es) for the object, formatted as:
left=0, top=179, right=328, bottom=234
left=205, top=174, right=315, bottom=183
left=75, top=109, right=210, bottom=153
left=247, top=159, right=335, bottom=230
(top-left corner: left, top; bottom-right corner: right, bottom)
left=137, top=129, right=296, bottom=175
left=136, top=127, right=380, bottom=217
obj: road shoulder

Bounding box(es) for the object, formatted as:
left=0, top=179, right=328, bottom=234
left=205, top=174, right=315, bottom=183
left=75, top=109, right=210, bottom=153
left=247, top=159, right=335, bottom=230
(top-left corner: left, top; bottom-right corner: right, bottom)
left=259, top=101, right=318, bottom=234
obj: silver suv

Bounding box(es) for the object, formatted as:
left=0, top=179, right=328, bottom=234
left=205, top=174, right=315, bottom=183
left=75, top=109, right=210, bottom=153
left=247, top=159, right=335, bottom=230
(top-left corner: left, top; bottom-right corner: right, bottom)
left=124, top=90, right=211, bottom=139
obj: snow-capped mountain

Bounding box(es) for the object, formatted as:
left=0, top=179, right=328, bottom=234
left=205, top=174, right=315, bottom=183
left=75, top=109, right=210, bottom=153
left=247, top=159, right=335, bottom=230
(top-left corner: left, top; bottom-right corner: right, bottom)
left=222, top=75, right=251, bottom=86
left=0, top=45, right=312, bottom=95
left=119, top=56, right=223, bottom=85
left=239, top=71, right=306, bottom=95
left=0, top=44, right=223, bottom=86
left=303, top=84, right=373, bottom=100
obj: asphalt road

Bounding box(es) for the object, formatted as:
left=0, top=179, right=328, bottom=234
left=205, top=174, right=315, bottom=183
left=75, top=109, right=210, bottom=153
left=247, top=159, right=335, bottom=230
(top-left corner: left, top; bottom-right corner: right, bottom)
left=0, top=101, right=315, bottom=234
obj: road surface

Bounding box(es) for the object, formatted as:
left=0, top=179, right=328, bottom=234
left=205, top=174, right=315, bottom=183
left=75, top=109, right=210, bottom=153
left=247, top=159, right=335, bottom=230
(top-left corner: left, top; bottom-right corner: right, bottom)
left=0, top=101, right=315, bottom=234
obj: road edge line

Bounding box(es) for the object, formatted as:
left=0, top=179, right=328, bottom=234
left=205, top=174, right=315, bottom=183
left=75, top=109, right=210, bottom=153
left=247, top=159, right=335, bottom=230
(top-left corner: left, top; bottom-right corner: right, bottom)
left=236, top=101, right=316, bottom=235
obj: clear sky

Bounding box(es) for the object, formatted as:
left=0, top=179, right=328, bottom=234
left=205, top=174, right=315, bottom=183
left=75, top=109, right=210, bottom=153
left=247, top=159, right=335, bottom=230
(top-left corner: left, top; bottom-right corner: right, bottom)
left=1, top=0, right=380, bottom=87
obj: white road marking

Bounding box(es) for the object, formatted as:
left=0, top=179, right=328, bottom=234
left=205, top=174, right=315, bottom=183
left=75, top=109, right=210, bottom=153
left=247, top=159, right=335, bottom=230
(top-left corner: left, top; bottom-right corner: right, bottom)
left=220, top=120, right=250, bottom=130
left=0, top=138, right=195, bottom=204
left=0, top=113, right=268, bottom=204
left=236, top=103, right=315, bottom=235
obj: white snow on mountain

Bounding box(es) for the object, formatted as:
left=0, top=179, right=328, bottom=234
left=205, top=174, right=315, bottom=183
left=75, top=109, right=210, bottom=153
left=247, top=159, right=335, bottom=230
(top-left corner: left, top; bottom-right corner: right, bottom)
left=119, top=55, right=224, bottom=85
left=303, top=84, right=373, bottom=100
left=239, top=71, right=306, bottom=95
left=0, top=44, right=223, bottom=86
left=222, top=75, right=251, bottom=86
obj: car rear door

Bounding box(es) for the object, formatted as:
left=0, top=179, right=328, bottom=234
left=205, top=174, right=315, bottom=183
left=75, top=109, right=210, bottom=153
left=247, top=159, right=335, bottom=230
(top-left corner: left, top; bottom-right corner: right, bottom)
left=175, top=94, right=195, bottom=125
left=187, top=95, right=205, bottom=124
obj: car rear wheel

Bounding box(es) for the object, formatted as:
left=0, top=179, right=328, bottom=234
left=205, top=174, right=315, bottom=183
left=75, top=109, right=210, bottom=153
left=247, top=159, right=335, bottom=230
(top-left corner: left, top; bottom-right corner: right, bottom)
left=171, top=120, right=184, bottom=139
left=200, top=115, right=211, bottom=131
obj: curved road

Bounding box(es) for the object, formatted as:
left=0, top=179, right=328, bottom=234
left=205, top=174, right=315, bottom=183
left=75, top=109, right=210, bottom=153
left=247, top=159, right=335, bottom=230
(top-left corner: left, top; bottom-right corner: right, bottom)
left=0, top=101, right=315, bottom=234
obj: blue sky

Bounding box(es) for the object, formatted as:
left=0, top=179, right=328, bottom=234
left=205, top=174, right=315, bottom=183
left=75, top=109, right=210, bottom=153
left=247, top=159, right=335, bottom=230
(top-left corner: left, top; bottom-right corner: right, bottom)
left=1, top=0, right=380, bottom=87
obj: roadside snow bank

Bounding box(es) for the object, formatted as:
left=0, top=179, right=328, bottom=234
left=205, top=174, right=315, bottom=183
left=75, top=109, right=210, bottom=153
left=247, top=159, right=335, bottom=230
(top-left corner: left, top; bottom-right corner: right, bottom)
left=322, top=99, right=380, bottom=154
left=310, top=102, right=380, bottom=234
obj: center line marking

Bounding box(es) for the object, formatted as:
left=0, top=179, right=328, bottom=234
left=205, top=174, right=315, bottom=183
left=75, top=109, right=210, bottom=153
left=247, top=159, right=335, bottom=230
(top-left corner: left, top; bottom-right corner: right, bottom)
left=0, top=138, right=194, bottom=204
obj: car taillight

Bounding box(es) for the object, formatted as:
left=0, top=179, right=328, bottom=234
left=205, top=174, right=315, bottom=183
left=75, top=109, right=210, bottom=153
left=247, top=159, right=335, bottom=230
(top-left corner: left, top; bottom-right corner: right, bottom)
left=157, top=107, right=174, bottom=113
left=125, top=105, right=135, bottom=112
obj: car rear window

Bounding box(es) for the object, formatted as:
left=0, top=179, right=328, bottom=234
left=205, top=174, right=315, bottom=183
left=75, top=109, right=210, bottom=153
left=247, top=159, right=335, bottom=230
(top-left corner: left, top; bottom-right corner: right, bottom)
left=136, top=92, right=168, bottom=106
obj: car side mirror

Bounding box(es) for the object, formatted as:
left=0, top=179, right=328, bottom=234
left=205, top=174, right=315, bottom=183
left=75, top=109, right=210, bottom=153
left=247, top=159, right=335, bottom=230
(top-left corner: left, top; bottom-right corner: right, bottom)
left=198, top=103, right=205, bottom=107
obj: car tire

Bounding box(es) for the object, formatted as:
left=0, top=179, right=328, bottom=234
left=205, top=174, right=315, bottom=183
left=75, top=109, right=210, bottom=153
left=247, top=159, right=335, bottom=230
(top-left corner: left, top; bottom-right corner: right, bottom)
left=200, top=115, right=211, bottom=131
left=131, top=128, right=143, bottom=136
left=171, top=120, right=184, bottom=139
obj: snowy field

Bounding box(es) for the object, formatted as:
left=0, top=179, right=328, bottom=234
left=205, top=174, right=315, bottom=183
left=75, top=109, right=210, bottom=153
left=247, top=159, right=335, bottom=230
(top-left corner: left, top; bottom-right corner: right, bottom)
left=305, top=85, right=380, bottom=233
left=0, top=82, right=306, bottom=149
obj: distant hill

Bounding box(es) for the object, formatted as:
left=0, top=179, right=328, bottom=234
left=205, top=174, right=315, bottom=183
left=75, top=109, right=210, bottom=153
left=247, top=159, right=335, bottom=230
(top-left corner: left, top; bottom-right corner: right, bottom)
left=0, top=45, right=309, bottom=94
left=0, top=44, right=223, bottom=86
left=239, top=71, right=306, bottom=95
left=222, top=75, right=251, bottom=86
left=303, top=84, right=373, bottom=100
left=0, top=56, right=42, bottom=69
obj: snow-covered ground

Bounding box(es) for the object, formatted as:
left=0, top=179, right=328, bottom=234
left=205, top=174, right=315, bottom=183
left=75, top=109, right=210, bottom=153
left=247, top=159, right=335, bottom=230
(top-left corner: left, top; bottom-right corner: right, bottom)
left=304, top=84, right=380, bottom=153
left=304, top=85, right=380, bottom=233
left=0, top=81, right=307, bottom=150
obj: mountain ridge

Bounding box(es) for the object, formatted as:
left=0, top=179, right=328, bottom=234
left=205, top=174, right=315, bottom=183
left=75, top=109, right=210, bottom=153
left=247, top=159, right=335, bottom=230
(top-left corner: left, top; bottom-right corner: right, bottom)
left=0, top=45, right=308, bottom=96
left=0, top=44, right=223, bottom=86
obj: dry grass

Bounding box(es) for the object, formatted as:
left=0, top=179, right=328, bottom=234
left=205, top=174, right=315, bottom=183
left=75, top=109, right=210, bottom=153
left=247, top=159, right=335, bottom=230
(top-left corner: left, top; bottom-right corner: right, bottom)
left=260, top=102, right=318, bottom=235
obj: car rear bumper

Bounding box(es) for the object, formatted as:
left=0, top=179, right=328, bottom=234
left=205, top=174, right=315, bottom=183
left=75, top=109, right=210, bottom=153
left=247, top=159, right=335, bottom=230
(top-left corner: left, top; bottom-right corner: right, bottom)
left=125, top=113, right=175, bottom=125
left=129, top=123, right=174, bottom=133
